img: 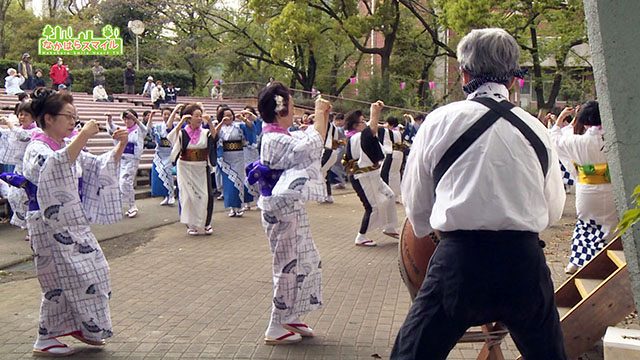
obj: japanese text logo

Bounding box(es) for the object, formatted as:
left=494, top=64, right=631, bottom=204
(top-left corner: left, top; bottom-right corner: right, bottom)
left=38, top=25, right=123, bottom=56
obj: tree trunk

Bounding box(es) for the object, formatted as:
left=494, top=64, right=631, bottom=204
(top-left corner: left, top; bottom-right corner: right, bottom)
left=529, top=25, right=545, bottom=111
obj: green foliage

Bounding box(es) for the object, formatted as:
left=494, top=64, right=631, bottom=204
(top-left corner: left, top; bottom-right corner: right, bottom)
left=616, top=185, right=640, bottom=238
left=434, top=0, right=589, bottom=109
left=67, top=68, right=192, bottom=94
left=0, top=58, right=51, bottom=85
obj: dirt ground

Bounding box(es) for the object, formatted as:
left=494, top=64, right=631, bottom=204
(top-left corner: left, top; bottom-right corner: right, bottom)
left=0, top=228, right=157, bottom=284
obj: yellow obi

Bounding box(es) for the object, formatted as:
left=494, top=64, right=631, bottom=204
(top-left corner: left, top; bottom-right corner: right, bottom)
left=575, top=162, right=611, bottom=185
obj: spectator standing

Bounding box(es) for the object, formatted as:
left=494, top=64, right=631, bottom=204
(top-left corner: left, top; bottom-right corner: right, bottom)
left=64, top=66, right=73, bottom=90
left=18, top=53, right=34, bottom=90
left=123, top=62, right=136, bottom=94
left=91, top=60, right=106, bottom=86
left=49, top=58, right=68, bottom=90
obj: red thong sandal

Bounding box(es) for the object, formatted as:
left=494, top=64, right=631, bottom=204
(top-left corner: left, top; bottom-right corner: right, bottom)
left=70, top=331, right=106, bottom=346
left=32, top=344, right=77, bottom=357
left=283, top=323, right=315, bottom=337
left=264, top=331, right=302, bottom=345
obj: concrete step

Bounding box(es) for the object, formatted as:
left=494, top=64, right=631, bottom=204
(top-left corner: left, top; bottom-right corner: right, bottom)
left=135, top=186, right=151, bottom=200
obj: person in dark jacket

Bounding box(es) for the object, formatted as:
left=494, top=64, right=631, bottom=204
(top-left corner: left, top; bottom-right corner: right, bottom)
left=123, top=62, right=136, bottom=94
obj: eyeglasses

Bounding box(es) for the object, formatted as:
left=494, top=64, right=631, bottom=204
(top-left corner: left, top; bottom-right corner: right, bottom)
left=56, top=112, right=79, bottom=122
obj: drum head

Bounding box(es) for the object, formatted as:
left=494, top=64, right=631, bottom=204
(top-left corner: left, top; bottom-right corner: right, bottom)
left=398, top=218, right=437, bottom=301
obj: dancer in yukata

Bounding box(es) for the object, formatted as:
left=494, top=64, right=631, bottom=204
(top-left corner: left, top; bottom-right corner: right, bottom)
left=241, top=106, right=263, bottom=209
left=343, top=103, right=399, bottom=247
left=379, top=116, right=406, bottom=204
left=6, top=88, right=128, bottom=356
left=150, top=107, right=179, bottom=206
left=216, top=106, right=254, bottom=217
left=318, top=115, right=343, bottom=204
left=247, top=82, right=329, bottom=345
left=167, top=103, right=217, bottom=236
left=106, top=109, right=148, bottom=218
left=0, top=102, right=41, bottom=239
left=549, top=100, right=618, bottom=274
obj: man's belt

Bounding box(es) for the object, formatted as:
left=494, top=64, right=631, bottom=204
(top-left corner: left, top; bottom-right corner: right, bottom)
left=180, top=148, right=208, bottom=162
left=575, top=162, right=610, bottom=184
left=124, top=142, right=135, bottom=155
left=223, top=140, right=243, bottom=151
left=343, top=159, right=380, bottom=175
left=159, top=138, right=171, bottom=148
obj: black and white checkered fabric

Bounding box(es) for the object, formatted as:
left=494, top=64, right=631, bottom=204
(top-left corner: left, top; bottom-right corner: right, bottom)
left=570, top=219, right=606, bottom=267
left=560, top=161, right=575, bottom=186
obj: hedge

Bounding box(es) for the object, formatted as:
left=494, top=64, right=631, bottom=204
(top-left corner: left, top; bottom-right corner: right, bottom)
left=68, top=68, right=193, bottom=95
left=0, top=58, right=51, bottom=81
left=0, top=58, right=193, bottom=95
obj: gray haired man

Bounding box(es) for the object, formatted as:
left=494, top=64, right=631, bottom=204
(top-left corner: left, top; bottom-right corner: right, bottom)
left=391, top=28, right=567, bottom=359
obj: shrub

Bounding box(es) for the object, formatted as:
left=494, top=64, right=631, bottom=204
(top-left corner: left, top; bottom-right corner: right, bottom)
left=69, top=68, right=193, bottom=95
left=0, top=58, right=193, bottom=95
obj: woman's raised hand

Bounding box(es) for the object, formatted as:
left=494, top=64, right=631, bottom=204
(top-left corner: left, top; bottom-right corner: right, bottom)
left=81, top=119, right=101, bottom=137
left=112, top=128, right=128, bottom=143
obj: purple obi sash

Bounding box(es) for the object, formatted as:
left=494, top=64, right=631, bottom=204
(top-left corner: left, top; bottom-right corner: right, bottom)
left=124, top=142, right=136, bottom=155
left=245, top=161, right=283, bottom=197
left=0, top=173, right=82, bottom=211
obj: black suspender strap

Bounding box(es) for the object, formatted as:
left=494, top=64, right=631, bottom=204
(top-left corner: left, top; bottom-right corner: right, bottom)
left=473, top=97, right=549, bottom=178
left=432, top=97, right=549, bottom=191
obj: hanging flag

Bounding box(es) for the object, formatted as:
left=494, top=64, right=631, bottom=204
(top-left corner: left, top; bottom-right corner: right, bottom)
left=428, top=81, right=436, bottom=90
left=350, top=76, right=357, bottom=85
left=518, top=78, right=525, bottom=88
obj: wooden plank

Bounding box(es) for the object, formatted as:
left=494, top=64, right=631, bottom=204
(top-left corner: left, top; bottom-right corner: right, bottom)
left=561, top=266, right=635, bottom=359
left=476, top=323, right=506, bottom=360
left=575, top=278, right=604, bottom=298
left=557, top=307, right=572, bottom=319
left=608, top=250, right=627, bottom=267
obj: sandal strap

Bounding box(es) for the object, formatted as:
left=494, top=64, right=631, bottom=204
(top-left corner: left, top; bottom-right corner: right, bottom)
left=36, top=344, right=69, bottom=352
left=285, top=323, right=309, bottom=329
left=275, top=331, right=296, bottom=341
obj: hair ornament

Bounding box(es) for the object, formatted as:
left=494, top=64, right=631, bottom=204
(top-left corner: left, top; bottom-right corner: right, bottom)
left=274, top=95, right=285, bottom=113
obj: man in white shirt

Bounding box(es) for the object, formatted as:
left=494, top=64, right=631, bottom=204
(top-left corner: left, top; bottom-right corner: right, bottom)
left=391, top=28, right=567, bottom=359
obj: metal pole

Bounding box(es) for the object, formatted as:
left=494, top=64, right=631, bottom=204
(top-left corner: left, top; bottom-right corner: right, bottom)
left=135, top=35, right=139, bottom=71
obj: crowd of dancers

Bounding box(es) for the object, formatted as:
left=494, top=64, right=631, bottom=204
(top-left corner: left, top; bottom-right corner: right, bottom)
left=0, top=29, right=618, bottom=358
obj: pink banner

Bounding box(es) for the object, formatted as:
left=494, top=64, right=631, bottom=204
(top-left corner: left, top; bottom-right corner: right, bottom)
left=428, top=81, right=436, bottom=90
left=518, top=78, right=525, bottom=88
left=350, top=76, right=358, bottom=85
left=400, top=82, right=406, bottom=90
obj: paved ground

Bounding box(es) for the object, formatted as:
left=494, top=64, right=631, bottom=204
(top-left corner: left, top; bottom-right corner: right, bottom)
left=0, top=188, right=597, bottom=359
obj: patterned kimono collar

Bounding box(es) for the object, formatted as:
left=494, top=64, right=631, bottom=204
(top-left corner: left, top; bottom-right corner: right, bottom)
left=346, top=129, right=360, bottom=138
left=22, top=122, right=36, bottom=130
left=262, top=123, right=290, bottom=136
left=185, top=125, right=202, bottom=144
left=32, top=132, right=64, bottom=151
left=127, top=123, right=138, bottom=133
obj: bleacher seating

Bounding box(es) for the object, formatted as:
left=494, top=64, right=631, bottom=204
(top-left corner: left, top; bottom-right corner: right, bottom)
left=0, top=90, right=252, bottom=173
